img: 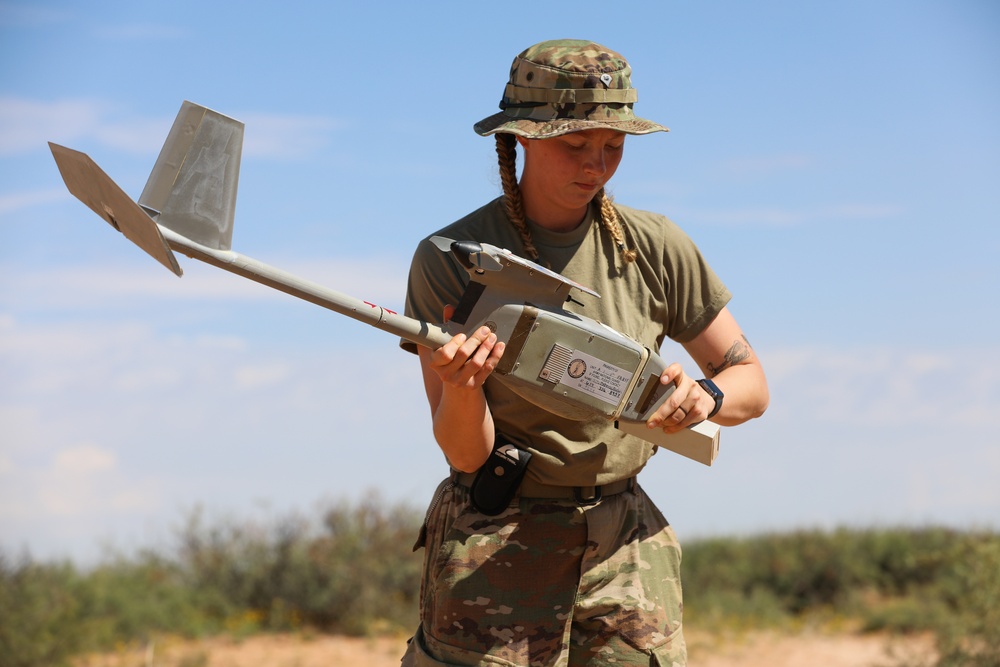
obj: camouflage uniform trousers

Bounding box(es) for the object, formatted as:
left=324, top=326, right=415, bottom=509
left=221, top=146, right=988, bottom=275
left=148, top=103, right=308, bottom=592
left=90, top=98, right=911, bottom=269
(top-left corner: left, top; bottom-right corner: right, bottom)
left=401, top=478, right=686, bottom=667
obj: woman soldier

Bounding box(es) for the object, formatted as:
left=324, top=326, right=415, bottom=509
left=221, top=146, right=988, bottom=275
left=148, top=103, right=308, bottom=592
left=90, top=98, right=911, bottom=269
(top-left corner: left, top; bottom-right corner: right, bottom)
left=400, top=39, right=769, bottom=667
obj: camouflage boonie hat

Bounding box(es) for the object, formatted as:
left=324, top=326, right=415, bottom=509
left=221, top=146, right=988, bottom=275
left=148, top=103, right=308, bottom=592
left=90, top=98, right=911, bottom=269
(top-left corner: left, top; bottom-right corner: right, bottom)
left=474, top=39, right=668, bottom=139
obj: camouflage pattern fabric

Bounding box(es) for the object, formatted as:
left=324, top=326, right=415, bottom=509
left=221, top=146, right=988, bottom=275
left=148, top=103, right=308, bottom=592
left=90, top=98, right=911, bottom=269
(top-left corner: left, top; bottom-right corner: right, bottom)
left=401, top=479, right=686, bottom=666
left=474, top=39, right=668, bottom=139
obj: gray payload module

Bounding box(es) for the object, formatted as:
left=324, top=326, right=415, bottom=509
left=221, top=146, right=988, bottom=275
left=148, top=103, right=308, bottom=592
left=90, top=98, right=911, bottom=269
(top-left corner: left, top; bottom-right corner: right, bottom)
left=49, top=101, right=720, bottom=466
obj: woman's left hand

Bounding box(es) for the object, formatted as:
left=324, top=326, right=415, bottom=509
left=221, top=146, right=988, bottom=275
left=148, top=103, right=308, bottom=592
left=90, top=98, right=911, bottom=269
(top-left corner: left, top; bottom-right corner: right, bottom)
left=644, top=307, right=769, bottom=433
left=645, top=363, right=711, bottom=433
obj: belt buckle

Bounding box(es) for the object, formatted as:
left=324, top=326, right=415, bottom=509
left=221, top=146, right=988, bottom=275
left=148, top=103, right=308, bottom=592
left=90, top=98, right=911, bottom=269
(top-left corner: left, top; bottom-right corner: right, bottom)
left=574, top=485, right=602, bottom=505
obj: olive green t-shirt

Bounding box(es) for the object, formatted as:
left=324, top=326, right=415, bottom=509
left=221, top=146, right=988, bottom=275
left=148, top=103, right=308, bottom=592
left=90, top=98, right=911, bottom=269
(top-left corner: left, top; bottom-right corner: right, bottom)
left=403, top=197, right=730, bottom=486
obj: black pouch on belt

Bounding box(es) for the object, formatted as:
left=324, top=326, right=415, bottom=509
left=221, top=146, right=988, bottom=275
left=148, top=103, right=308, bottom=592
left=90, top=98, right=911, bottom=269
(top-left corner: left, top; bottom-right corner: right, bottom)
left=470, top=436, right=532, bottom=516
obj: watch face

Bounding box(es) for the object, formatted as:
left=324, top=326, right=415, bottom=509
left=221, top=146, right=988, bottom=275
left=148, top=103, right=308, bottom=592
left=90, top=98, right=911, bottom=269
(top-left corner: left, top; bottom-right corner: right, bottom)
left=567, top=358, right=588, bottom=379
left=699, top=379, right=722, bottom=399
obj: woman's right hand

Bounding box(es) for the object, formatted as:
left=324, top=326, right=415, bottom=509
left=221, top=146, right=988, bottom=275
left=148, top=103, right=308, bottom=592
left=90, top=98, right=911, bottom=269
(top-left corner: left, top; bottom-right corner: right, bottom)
left=429, top=326, right=505, bottom=389
left=428, top=306, right=505, bottom=390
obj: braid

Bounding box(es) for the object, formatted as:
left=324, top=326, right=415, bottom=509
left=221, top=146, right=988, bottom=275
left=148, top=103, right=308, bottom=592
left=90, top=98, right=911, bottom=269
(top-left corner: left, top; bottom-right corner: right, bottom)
left=596, top=188, right=637, bottom=265
left=495, top=134, right=540, bottom=261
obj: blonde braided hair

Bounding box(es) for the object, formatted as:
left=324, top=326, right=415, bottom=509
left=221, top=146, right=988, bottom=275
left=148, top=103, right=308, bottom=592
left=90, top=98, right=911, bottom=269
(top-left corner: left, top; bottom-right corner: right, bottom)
left=595, top=187, right=638, bottom=264
left=494, top=134, right=637, bottom=265
left=495, top=133, right=539, bottom=261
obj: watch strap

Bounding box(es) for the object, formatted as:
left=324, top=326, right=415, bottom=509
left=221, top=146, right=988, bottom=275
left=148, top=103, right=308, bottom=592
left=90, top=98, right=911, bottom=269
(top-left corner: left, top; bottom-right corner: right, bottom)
left=697, top=378, right=724, bottom=419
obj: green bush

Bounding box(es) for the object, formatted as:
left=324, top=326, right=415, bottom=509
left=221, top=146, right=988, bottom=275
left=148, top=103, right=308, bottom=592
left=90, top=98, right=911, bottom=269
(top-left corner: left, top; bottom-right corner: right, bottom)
left=77, top=552, right=223, bottom=644
left=1, top=494, right=424, bottom=665
left=931, top=537, right=1000, bottom=667
left=682, top=528, right=873, bottom=621
left=681, top=527, right=999, bottom=632
left=0, top=555, right=84, bottom=667
left=175, top=494, right=423, bottom=635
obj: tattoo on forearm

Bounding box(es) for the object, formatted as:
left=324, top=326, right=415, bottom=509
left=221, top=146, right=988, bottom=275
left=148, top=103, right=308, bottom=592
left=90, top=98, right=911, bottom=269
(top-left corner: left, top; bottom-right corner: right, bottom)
left=707, top=335, right=752, bottom=377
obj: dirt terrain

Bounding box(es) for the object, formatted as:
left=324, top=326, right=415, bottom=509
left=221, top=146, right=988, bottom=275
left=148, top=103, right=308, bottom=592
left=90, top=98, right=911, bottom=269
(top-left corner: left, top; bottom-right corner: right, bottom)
left=76, top=630, right=934, bottom=667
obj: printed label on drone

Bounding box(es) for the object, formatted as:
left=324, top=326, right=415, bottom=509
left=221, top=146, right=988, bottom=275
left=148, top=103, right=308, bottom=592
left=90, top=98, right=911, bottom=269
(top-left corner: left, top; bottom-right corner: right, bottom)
left=559, top=350, right=631, bottom=407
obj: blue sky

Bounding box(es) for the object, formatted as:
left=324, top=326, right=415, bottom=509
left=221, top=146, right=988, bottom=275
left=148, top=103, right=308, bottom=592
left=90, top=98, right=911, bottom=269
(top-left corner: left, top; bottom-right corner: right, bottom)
left=2, top=1, right=998, bottom=564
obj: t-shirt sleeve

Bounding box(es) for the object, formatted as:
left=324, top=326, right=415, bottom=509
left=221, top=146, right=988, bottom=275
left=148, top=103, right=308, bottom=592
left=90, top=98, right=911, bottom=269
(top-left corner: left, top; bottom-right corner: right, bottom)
left=399, top=237, right=468, bottom=355
left=659, top=218, right=731, bottom=344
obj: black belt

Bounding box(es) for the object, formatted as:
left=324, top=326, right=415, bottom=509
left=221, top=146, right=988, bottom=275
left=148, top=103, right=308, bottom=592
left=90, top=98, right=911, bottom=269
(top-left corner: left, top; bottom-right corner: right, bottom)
left=452, top=470, right=636, bottom=505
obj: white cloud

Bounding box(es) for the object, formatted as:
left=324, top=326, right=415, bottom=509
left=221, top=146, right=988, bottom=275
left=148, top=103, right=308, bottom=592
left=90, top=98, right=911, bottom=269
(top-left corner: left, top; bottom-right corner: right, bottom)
left=693, top=207, right=807, bottom=226
left=54, top=444, right=116, bottom=473
left=683, top=203, right=905, bottom=227
left=0, top=405, right=44, bottom=458
left=0, top=187, right=68, bottom=215
left=0, top=97, right=107, bottom=156
left=0, top=3, right=71, bottom=27
left=94, top=117, right=179, bottom=155
left=0, top=96, right=176, bottom=157
left=0, top=97, right=343, bottom=161
left=241, top=113, right=345, bottom=160
left=764, top=343, right=996, bottom=427
left=829, top=204, right=905, bottom=219
left=91, top=23, right=189, bottom=41
left=113, top=365, right=185, bottom=392
left=0, top=262, right=271, bottom=308
left=0, top=4, right=184, bottom=37
left=722, top=153, right=814, bottom=177
left=234, top=362, right=291, bottom=390
left=0, top=318, right=161, bottom=394
left=0, top=255, right=408, bottom=312
left=0, top=442, right=158, bottom=522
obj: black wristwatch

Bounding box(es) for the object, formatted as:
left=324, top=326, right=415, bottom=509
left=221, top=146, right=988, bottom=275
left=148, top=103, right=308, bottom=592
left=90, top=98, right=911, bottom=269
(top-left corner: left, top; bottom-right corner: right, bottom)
left=697, top=378, right=724, bottom=419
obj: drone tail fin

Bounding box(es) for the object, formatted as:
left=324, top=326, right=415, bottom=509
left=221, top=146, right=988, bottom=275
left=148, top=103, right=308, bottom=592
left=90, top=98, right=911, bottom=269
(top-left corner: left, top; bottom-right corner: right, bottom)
left=138, top=101, right=244, bottom=252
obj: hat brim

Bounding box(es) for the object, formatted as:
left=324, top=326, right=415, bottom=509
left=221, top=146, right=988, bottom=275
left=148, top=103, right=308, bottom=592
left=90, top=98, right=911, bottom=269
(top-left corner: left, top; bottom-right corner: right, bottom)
left=474, top=112, right=668, bottom=139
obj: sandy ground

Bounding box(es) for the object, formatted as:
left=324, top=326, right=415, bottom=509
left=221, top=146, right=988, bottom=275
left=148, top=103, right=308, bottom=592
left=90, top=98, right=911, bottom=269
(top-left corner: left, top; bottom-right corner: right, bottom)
left=76, top=630, right=935, bottom=667
left=688, top=630, right=933, bottom=667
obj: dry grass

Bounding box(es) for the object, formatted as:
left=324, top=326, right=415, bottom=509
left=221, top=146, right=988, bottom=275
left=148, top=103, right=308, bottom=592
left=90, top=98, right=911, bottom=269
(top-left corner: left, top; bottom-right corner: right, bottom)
left=74, top=630, right=935, bottom=667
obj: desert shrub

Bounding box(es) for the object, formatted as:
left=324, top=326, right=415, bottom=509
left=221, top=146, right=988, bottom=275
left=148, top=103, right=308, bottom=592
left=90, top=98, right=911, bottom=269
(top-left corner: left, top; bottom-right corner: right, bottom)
left=176, top=493, right=423, bottom=635
left=857, top=526, right=955, bottom=596
left=76, top=551, right=223, bottom=644
left=930, top=537, right=1000, bottom=667
left=308, top=496, right=423, bottom=633
left=683, top=528, right=874, bottom=621
left=862, top=594, right=949, bottom=635
left=0, top=547, right=247, bottom=666
left=681, top=526, right=999, bottom=633
left=0, top=555, right=84, bottom=667
left=1, top=494, right=423, bottom=665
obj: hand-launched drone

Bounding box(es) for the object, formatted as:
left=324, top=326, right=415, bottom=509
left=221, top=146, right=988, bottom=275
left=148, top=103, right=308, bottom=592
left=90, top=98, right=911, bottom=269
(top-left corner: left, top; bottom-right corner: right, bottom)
left=49, top=101, right=720, bottom=465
